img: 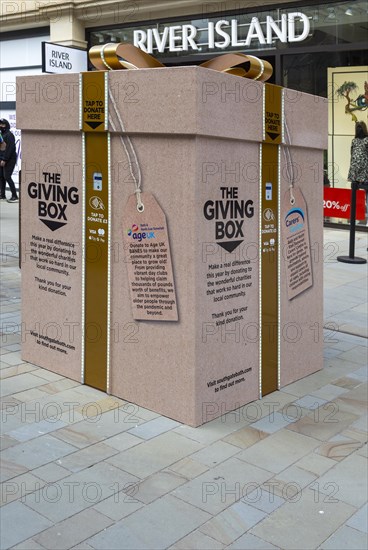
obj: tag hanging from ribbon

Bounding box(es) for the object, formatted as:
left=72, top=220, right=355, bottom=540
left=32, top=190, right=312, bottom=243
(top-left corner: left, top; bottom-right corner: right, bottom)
left=123, top=192, right=179, bottom=321
left=89, top=42, right=273, bottom=82
left=281, top=187, right=313, bottom=300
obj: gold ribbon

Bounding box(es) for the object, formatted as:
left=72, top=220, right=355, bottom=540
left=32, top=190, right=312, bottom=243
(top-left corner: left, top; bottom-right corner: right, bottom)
left=89, top=43, right=273, bottom=82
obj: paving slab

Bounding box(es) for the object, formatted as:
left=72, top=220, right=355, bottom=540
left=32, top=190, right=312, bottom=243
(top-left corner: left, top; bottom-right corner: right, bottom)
left=0, top=207, right=367, bottom=550
left=86, top=494, right=211, bottom=549
left=0, top=501, right=52, bottom=549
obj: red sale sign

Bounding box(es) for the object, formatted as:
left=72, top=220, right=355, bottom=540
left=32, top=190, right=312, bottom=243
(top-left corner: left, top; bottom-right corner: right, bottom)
left=323, top=187, right=366, bottom=220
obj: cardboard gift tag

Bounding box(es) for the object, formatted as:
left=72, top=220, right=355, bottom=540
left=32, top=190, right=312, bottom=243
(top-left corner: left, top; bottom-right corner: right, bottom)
left=123, top=192, right=178, bottom=321
left=281, top=187, right=313, bottom=300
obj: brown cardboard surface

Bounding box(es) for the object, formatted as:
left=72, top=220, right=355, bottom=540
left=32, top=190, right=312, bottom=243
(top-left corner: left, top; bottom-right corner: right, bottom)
left=16, top=74, right=80, bottom=132
left=17, top=67, right=263, bottom=142
left=20, top=132, right=83, bottom=381
left=17, top=68, right=326, bottom=426
left=109, top=135, right=197, bottom=424
left=194, top=137, right=260, bottom=426
left=283, top=90, right=328, bottom=150
left=279, top=146, right=324, bottom=387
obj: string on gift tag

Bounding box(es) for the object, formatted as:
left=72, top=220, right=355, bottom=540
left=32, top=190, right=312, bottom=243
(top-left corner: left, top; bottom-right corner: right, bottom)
left=108, top=88, right=144, bottom=212
left=282, top=119, right=296, bottom=206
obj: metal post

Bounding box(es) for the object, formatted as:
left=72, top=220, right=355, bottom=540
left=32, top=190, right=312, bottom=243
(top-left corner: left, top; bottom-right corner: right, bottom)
left=337, top=181, right=367, bottom=264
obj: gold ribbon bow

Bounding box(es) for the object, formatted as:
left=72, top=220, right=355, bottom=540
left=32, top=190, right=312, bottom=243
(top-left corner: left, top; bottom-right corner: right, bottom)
left=89, top=43, right=273, bottom=82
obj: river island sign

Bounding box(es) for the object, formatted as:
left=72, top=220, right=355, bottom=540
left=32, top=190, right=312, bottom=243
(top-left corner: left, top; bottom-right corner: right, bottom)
left=133, top=12, right=311, bottom=54
left=42, top=42, right=87, bottom=74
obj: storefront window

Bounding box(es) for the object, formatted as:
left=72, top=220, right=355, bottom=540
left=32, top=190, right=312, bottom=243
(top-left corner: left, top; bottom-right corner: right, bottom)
left=283, top=49, right=368, bottom=97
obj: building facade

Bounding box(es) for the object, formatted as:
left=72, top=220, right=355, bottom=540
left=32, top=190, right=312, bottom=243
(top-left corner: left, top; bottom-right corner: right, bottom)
left=1, top=0, right=367, bottom=192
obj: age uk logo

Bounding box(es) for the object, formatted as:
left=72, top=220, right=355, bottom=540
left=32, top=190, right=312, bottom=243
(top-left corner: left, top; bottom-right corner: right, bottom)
left=126, top=224, right=155, bottom=242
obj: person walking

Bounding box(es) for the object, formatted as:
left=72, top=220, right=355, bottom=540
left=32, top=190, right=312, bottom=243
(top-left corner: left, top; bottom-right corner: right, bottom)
left=0, top=118, right=19, bottom=202
left=348, top=121, right=368, bottom=225
left=348, top=121, right=368, bottom=184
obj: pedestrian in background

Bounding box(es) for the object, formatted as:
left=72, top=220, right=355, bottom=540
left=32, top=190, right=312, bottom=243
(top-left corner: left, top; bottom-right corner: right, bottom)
left=0, top=118, right=19, bottom=203
left=348, top=121, right=368, bottom=224
left=348, top=121, right=368, bottom=184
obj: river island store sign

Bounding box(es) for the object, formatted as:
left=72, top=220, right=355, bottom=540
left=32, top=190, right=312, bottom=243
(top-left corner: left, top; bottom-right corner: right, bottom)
left=42, top=42, right=87, bottom=74
left=133, top=12, right=311, bottom=53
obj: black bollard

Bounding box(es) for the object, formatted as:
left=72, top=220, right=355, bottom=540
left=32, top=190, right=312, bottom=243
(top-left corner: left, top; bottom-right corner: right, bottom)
left=337, top=181, right=367, bottom=264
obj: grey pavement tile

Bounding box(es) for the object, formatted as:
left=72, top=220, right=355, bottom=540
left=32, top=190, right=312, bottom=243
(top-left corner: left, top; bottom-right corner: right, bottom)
left=317, top=433, right=365, bottom=461
left=38, top=379, right=81, bottom=396
left=174, top=457, right=273, bottom=515
left=103, top=432, right=142, bottom=452
left=251, top=490, right=356, bottom=550
left=106, top=431, right=203, bottom=478
left=334, top=397, right=367, bottom=420
left=0, top=434, right=18, bottom=451
left=337, top=346, right=368, bottom=366
left=0, top=501, right=52, bottom=549
left=227, top=532, right=278, bottom=549
left=325, top=313, right=368, bottom=338
left=30, top=369, right=65, bottom=382
left=1, top=434, right=77, bottom=470
left=25, top=462, right=140, bottom=523
left=133, top=405, right=161, bottom=421
left=296, top=452, right=338, bottom=477
left=10, top=539, right=45, bottom=550
left=222, top=426, right=269, bottom=450
left=243, top=486, right=285, bottom=514
left=167, top=457, right=209, bottom=480
left=294, top=395, right=329, bottom=410
left=333, top=376, right=364, bottom=390
left=319, top=525, right=368, bottom=549
left=53, top=408, right=145, bottom=449
left=127, top=415, right=180, bottom=440
left=0, top=472, right=46, bottom=506
left=286, top=406, right=359, bottom=441
left=173, top=410, right=251, bottom=446
left=346, top=503, right=368, bottom=533
left=311, top=384, right=349, bottom=400
left=249, top=411, right=298, bottom=434
left=0, top=372, right=48, bottom=397
left=0, top=459, right=28, bottom=483
left=356, top=443, right=367, bottom=457
left=199, top=500, right=267, bottom=545
left=323, top=347, right=345, bottom=359
left=327, top=332, right=365, bottom=350
left=1, top=343, right=21, bottom=353
left=8, top=418, right=67, bottom=442
left=0, top=351, right=23, bottom=367
left=32, top=463, right=71, bottom=483
left=237, top=430, right=319, bottom=474
left=87, top=494, right=211, bottom=549
left=34, top=508, right=113, bottom=550
left=170, top=530, right=224, bottom=549
left=316, top=454, right=368, bottom=508
left=0, top=363, right=37, bottom=379
left=349, top=366, right=368, bottom=382
left=93, top=492, right=144, bottom=522
left=190, top=440, right=240, bottom=467
left=6, top=387, right=50, bottom=403
left=267, top=463, right=317, bottom=493
left=58, top=442, right=119, bottom=472
left=133, top=469, right=187, bottom=504
left=281, top=372, right=333, bottom=398
left=1, top=403, right=36, bottom=434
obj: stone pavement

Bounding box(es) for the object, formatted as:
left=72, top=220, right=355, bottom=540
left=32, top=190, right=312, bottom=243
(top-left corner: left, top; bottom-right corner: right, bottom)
left=1, top=200, right=367, bottom=549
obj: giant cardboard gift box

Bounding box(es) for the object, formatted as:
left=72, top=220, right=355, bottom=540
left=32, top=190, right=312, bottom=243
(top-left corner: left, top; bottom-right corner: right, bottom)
left=17, top=61, right=327, bottom=426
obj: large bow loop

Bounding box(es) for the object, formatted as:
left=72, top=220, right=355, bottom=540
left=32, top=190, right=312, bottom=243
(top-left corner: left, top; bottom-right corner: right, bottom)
left=89, top=43, right=273, bottom=82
